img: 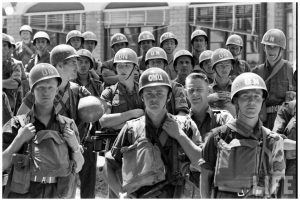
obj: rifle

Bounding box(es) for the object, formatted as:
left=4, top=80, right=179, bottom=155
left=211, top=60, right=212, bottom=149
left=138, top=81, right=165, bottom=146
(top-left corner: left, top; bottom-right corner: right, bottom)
left=91, top=129, right=120, bottom=155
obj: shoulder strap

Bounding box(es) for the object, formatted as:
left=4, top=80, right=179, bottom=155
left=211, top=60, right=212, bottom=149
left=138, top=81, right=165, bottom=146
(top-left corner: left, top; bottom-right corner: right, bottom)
left=265, top=60, right=285, bottom=84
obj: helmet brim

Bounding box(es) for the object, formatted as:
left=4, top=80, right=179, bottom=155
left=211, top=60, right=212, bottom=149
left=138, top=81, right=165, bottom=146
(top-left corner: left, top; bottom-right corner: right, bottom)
left=231, top=86, right=268, bottom=103
left=139, top=83, right=172, bottom=94
left=31, top=76, right=62, bottom=92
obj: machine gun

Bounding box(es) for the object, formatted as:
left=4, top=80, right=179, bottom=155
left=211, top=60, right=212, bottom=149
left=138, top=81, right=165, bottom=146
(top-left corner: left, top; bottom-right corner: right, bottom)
left=91, top=129, right=120, bottom=155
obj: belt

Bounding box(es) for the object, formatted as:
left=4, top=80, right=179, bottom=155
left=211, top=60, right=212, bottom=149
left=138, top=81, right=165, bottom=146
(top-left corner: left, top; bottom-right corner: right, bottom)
left=31, top=175, right=57, bottom=184
left=266, top=105, right=281, bottom=113
left=218, top=186, right=251, bottom=197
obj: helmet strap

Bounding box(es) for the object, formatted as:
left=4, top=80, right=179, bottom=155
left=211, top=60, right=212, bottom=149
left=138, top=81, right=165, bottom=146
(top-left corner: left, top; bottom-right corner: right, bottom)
left=125, top=65, right=136, bottom=80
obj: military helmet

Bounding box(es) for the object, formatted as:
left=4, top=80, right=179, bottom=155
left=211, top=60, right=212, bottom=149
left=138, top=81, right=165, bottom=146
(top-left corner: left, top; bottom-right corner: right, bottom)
left=145, top=47, right=168, bottom=65
left=77, top=49, right=94, bottom=68
left=261, top=28, right=286, bottom=49
left=29, top=63, right=62, bottom=92
left=199, top=50, right=213, bottom=65
left=78, top=96, right=107, bottom=123
left=50, top=44, right=79, bottom=66
left=160, top=32, right=178, bottom=47
left=19, top=25, right=33, bottom=34
left=82, top=31, right=98, bottom=46
left=173, top=49, right=194, bottom=67
left=33, top=31, right=50, bottom=45
left=231, top=72, right=268, bottom=102
left=139, top=67, right=172, bottom=95
left=211, top=48, right=234, bottom=69
left=138, top=31, right=155, bottom=44
left=191, top=29, right=208, bottom=43
left=226, top=34, right=243, bottom=47
left=113, top=48, right=138, bottom=66
left=110, top=33, right=128, bottom=48
left=66, top=30, right=83, bottom=44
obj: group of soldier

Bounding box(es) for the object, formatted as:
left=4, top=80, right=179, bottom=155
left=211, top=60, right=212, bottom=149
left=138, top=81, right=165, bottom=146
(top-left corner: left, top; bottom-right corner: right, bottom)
left=2, top=23, right=296, bottom=199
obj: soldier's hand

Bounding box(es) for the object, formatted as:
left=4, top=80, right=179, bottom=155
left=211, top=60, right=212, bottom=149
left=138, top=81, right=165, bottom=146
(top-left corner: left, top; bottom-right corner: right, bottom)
left=17, top=123, right=36, bottom=143
left=129, top=109, right=144, bottom=118
left=162, top=117, right=184, bottom=140
left=63, top=126, right=80, bottom=152
left=285, top=91, right=296, bottom=102
left=217, top=91, right=231, bottom=100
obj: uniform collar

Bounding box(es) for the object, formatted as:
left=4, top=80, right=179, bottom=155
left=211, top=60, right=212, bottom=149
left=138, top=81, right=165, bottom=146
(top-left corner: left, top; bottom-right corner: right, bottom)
left=190, top=106, right=213, bottom=119
left=210, top=78, right=232, bottom=89
left=27, top=105, right=59, bottom=124
left=227, top=118, right=263, bottom=139
left=117, top=82, right=139, bottom=95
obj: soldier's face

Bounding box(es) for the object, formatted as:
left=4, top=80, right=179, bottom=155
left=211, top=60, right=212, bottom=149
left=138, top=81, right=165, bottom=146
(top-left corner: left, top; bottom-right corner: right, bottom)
left=237, top=89, right=264, bottom=118
left=192, top=36, right=207, bottom=52
left=33, top=78, right=58, bottom=106
left=35, top=38, right=48, bottom=52
left=228, top=44, right=242, bottom=57
left=69, top=37, right=82, bottom=50
left=175, top=56, right=193, bottom=78
left=11, top=65, right=22, bottom=80
left=140, top=40, right=153, bottom=53
left=215, top=60, right=232, bottom=78
left=143, top=86, right=169, bottom=112
left=202, top=59, right=214, bottom=74
left=112, top=42, right=127, bottom=53
left=2, top=41, right=11, bottom=58
left=77, top=56, right=91, bottom=75
left=186, top=78, right=209, bottom=107
left=147, top=59, right=165, bottom=69
left=264, top=45, right=281, bottom=63
left=83, top=40, right=96, bottom=53
left=162, top=39, right=176, bottom=54
left=62, top=57, right=78, bottom=80
left=20, top=31, right=31, bottom=43
left=116, top=62, right=135, bottom=82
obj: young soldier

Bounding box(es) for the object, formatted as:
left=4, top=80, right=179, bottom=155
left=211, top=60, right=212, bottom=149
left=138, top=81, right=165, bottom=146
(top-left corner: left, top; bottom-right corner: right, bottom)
left=190, top=29, right=208, bottom=69
left=196, top=50, right=215, bottom=84
left=145, top=47, right=189, bottom=115
left=101, top=33, right=129, bottom=87
left=201, top=72, right=285, bottom=198
left=66, top=30, right=84, bottom=51
left=82, top=31, right=102, bottom=77
left=26, top=31, right=51, bottom=73
left=137, top=31, right=155, bottom=72
left=252, top=29, right=296, bottom=129
left=3, top=63, right=84, bottom=198
left=72, top=49, right=103, bottom=198
left=160, top=32, right=178, bottom=80
left=173, top=49, right=194, bottom=87
left=13, top=25, right=35, bottom=66
left=104, top=67, right=202, bottom=198
left=207, top=48, right=236, bottom=117
left=185, top=73, right=233, bottom=197
left=225, top=34, right=251, bottom=80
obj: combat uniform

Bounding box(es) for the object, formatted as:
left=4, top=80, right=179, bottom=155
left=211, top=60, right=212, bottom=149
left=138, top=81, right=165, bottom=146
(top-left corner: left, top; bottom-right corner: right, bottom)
left=3, top=107, right=79, bottom=198
left=138, top=55, right=147, bottom=72
left=25, top=51, right=50, bottom=73
left=208, top=79, right=235, bottom=117
left=252, top=60, right=296, bottom=129
left=201, top=119, right=285, bottom=198
left=166, top=60, right=177, bottom=80
left=111, top=113, right=201, bottom=198
left=72, top=73, right=103, bottom=198
left=13, top=41, right=35, bottom=67
left=230, top=59, right=251, bottom=81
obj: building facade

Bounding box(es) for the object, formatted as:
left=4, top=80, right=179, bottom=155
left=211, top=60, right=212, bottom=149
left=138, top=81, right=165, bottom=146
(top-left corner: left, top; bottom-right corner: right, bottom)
left=2, top=2, right=297, bottom=67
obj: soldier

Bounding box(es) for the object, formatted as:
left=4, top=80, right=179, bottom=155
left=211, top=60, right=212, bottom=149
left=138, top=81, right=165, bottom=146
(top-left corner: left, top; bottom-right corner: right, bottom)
left=13, top=25, right=35, bottom=66
left=82, top=31, right=102, bottom=77
left=273, top=100, right=296, bottom=198
left=190, top=29, right=208, bottom=70
left=100, top=48, right=144, bottom=198
left=104, top=67, right=202, bottom=198
left=66, top=30, right=84, bottom=51
left=201, top=72, right=285, bottom=198
left=252, top=28, right=296, bottom=129
left=72, top=49, right=103, bottom=198
left=2, top=33, right=24, bottom=115
left=137, top=31, right=155, bottom=72
left=160, top=32, right=178, bottom=80
left=173, top=49, right=194, bottom=86
left=207, top=48, right=236, bottom=117
left=101, top=33, right=129, bottom=87
left=25, top=31, right=51, bottom=73
left=2, top=63, right=84, bottom=198
left=145, top=47, right=189, bottom=115
left=226, top=34, right=251, bottom=80
left=196, top=50, right=215, bottom=84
